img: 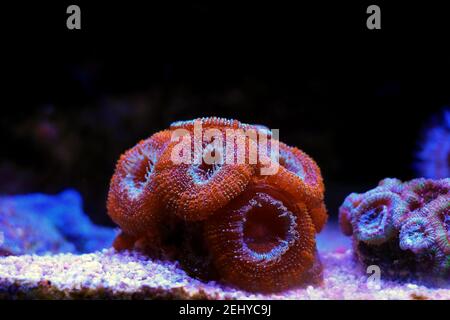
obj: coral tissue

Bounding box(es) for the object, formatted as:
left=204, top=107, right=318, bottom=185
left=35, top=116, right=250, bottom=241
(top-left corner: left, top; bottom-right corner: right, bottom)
left=107, top=117, right=327, bottom=292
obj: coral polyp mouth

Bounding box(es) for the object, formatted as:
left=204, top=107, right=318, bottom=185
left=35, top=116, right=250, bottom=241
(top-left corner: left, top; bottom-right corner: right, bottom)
left=131, top=158, right=154, bottom=186
left=242, top=193, right=297, bottom=257
left=353, top=194, right=397, bottom=245
left=360, top=205, right=387, bottom=230
left=119, top=137, right=167, bottom=198
left=190, top=160, right=222, bottom=183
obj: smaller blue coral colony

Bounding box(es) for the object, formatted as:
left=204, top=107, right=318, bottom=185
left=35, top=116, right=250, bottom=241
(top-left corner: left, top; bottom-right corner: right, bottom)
left=416, top=107, right=450, bottom=179
left=0, top=190, right=115, bottom=256
left=339, top=178, right=450, bottom=279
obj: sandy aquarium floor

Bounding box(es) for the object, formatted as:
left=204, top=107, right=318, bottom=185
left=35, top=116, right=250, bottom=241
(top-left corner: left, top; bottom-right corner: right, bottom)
left=0, top=223, right=449, bottom=300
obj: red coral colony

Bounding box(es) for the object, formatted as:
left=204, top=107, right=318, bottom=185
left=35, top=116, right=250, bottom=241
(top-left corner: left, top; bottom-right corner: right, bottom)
left=107, top=117, right=327, bottom=292
left=339, top=178, right=450, bottom=280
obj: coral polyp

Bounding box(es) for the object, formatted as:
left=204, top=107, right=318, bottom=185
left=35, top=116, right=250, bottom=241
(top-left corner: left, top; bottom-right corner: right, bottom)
left=154, top=139, right=255, bottom=221
left=107, top=130, right=172, bottom=250
left=107, top=117, right=327, bottom=292
left=205, top=185, right=319, bottom=292
left=339, top=178, right=450, bottom=278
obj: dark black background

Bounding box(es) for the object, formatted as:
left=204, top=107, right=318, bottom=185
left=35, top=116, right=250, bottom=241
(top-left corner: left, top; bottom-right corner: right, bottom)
left=2, top=2, right=450, bottom=225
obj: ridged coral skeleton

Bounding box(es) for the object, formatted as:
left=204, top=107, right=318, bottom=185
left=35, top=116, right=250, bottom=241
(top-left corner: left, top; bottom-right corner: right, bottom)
left=107, top=117, right=327, bottom=292
left=339, top=178, right=450, bottom=278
